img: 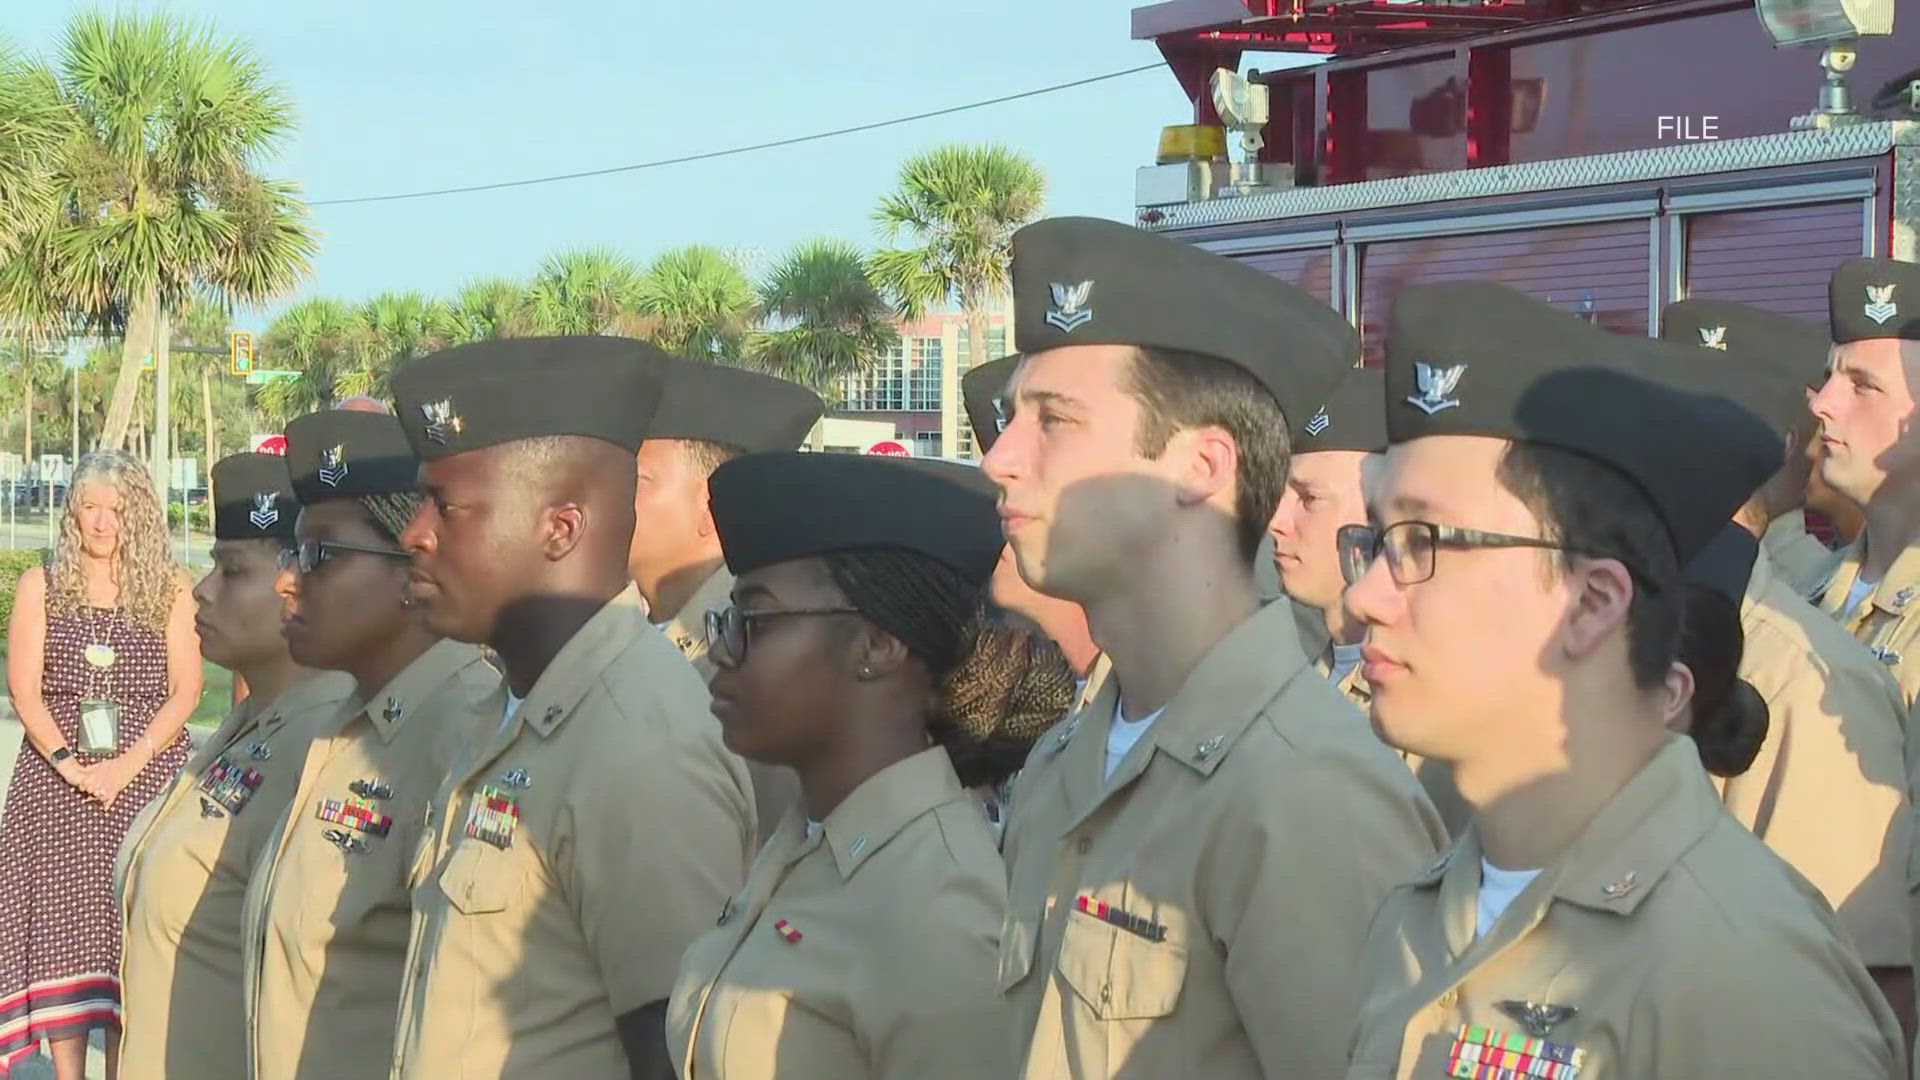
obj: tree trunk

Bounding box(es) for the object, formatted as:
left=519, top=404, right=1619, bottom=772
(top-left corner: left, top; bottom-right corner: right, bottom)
left=201, top=363, right=217, bottom=492
left=961, top=293, right=989, bottom=459
left=152, top=308, right=172, bottom=501
left=100, top=287, right=159, bottom=453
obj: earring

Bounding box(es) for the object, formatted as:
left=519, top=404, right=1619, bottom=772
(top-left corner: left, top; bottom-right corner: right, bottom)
left=858, top=666, right=874, bottom=679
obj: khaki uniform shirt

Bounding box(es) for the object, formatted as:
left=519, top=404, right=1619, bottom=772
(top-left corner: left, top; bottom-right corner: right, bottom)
left=1765, top=509, right=1841, bottom=599
left=661, top=565, right=799, bottom=851
left=117, top=673, right=353, bottom=1080
left=998, top=600, right=1446, bottom=1079
left=1729, top=549, right=1911, bottom=969
left=1347, top=736, right=1904, bottom=1079
left=392, top=585, right=755, bottom=1080
left=668, top=747, right=1011, bottom=1079
left=1819, top=536, right=1920, bottom=706
left=243, top=641, right=496, bottom=1080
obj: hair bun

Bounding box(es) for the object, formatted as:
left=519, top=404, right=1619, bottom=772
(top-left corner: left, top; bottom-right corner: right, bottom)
left=1692, top=678, right=1769, bottom=778
left=933, top=616, right=1078, bottom=789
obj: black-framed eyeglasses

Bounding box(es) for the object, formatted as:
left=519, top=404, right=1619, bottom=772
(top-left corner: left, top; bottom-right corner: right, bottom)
left=704, top=605, right=859, bottom=669
left=1336, top=521, right=1584, bottom=588
left=277, top=539, right=410, bottom=576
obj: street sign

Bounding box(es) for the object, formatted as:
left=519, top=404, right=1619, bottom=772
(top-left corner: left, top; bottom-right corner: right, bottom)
left=231, top=330, right=255, bottom=375
left=865, top=440, right=912, bottom=457
left=245, top=370, right=302, bottom=385
left=170, top=457, right=198, bottom=491
left=140, top=351, right=155, bottom=372
left=251, top=433, right=288, bottom=455
left=0, top=453, right=21, bottom=482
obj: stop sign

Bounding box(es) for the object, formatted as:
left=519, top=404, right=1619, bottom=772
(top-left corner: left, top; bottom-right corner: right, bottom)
left=865, top=440, right=911, bottom=457
left=252, top=434, right=288, bottom=456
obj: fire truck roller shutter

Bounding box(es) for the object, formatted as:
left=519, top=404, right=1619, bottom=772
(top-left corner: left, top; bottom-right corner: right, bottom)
left=1685, top=202, right=1869, bottom=323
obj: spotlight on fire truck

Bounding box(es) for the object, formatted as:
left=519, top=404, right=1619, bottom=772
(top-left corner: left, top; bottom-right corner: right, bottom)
left=1753, top=0, right=1894, bottom=129
left=1210, top=68, right=1272, bottom=195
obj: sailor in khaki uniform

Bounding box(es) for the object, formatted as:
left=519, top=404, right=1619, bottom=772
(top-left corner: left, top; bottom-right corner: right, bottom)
left=117, top=454, right=351, bottom=1080
left=630, top=358, right=823, bottom=849
left=1810, top=258, right=1920, bottom=705
left=668, top=452, right=1059, bottom=1078
left=983, top=217, right=1445, bottom=1079
left=389, top=336, right=755, bottom=1080
left=1342, top=281, right=1901, bottom=1077
left=1660, top=298, right=1914, bottom=1019
left=238, top=410, right=495, bottom=1079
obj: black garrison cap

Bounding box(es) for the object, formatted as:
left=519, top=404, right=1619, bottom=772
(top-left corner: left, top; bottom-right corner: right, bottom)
left=1831, top=258, right=1920, bottom=344
left=1685, top=524, right=1759, bottom=608
left=1385, top=281, right=1782, bottom=563
left=643, top=359, right=823, bottom=453
left=1009, top=216, right=1355, bottom=426
left=283, top=410, right=419, bottom=505
left=961, top=355, right=1020, bottom=454
left=708, top=452, right=1003, bottom=588
left=391, top=335, right=667, bottom=460
left=211, top=452, right=296, bottom=542
left=1295, top=366, right=1387, bottom=454
left=1658, top=299, right=1828, bottom=437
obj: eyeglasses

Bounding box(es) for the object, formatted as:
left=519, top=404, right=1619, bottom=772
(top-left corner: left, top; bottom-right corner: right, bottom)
left=1336, top=521, right=1582, bottom=588
left=278, top=539, right=410, bottom=576
left=704, top=605, right=859, bottom=669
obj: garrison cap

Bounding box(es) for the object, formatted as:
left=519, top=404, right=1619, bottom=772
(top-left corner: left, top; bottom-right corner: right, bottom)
left=709, top=452, right=1003, bottom=588
left=1295, top=366, right=1387, bottom=453
left=1831, top=258, right=1920, bottom=343
left=391, top=335, right=666, bottom=460
left=284, top=410, right=420, bottom=505
left=643, top=359, right=823, bottom=453
left=1385, top=281, right=1782, bottom=563
left=1684, top=524, right=1759, bottom=609
left=1658, top=299, right=1827, bottom=437
left=962, top=355, right=1020, bottom=454
left=210, top=452, right=296, bottom=542
left=1010, top=216, right=1354, bottom=425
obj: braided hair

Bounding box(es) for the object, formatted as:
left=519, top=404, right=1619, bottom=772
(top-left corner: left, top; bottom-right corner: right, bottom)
left=821, top=547, right=1077, bottom=788
left=1679, top=583, right=1768, bottom=778
left=358, top=491, right=424, bottom=546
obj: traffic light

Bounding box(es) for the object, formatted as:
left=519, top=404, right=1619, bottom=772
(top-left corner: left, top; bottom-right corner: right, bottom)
left=230, top=330, right=255, bottom=376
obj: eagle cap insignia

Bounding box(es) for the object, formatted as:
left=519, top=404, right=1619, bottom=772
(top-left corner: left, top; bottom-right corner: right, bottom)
left=317, top=445, right=348, bottom=487
left=1865, top=284, right=1899, bottom=325
left=420, top=399, right=463, bottom=444
left=1305, top=408, right=1331, bottom=437
left=248, top=491, right=280, bottom=529
left=1407, top=361, right=1468, bottom=415
left=1698, top=325, right=1728, bottom=350
left=1045, top=281, right=1094, bottom=333
left=990, top=396, right=1010, bottom=433
left=1495, top=1000, right=1578, bottom=1039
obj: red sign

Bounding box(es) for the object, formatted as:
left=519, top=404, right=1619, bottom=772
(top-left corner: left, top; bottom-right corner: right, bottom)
left=252, top=434, right=288, bottom=456
left=865, top=441, right=911, bottom=457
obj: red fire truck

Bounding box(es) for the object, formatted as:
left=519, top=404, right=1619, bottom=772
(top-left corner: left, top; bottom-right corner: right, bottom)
left=1131, top=0, right=1918, bottom=361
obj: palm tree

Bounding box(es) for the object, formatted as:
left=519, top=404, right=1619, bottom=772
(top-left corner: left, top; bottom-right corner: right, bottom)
left=636, top=245, right=757, bottom=362
left=868, top=144, right=1045, bottom=387
left=453, top=277, right=536, bottom=342
left=341, top=291, right=455, bottom=399
left=170, top=296, right=232, bottom=490
left=39, top=11, right=317, bottom=453
left=0, top=42, right=69, bottom=265
left=257, top=297, right=356, bottom=422
left=749, top=239, right=899, bottom=402
left=528, top=248, right=644, bottom=336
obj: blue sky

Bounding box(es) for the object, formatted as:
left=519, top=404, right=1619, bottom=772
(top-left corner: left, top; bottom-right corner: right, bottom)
left=15, top=0, right=1315, bottom=327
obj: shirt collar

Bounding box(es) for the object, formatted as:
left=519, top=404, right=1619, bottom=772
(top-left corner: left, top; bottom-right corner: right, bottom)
left=1144, top=599, right=1316, bottom=777
left=513, top=585, right=649, bottom=739
left=660, top=567, right=733, bottom=662
left=819, top=746, right=968, bottom=881
left=357, top=639, right=493, bottom=742
left=1742, top=544, right=1775, bottom=618
left=232, top=670, right=355, bottom=743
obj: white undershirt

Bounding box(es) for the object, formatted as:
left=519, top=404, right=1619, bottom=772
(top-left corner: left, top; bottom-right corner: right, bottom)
left=805, top=819, right=823, bottom=841
left=1476, top=859, right=1544, bottom=938
left=1328, top=642, right=1365, bottom=685
left=1843, top=574, right=1879, bottom=620
left=1105, top=701, right=1164, bottom=782
left=499, top=692, right=524, bottom=737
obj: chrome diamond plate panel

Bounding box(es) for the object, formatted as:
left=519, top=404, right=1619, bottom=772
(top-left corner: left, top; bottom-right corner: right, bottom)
left=1895, top=144, right=1919, bottom=260
left=1143, top=122, right=1918, bottom=232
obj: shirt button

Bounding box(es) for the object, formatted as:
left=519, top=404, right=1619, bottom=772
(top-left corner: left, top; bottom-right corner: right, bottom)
left=1437, top=987, right=1460, bottom=1009
left=1099, top=982, right=1112, bottom=1005
left=1076, top=837, right=1092, bottom=855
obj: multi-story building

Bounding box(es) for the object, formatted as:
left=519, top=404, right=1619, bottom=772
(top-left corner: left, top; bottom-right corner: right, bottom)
left=831, top=299, right=1011, bottom=460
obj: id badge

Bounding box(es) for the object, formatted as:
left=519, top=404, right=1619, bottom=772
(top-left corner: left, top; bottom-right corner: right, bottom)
left=78, top=699, right=120, bottom=755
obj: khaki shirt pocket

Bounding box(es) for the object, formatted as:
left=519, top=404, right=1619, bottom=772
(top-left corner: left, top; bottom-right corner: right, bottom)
left=1056, top=907, right=1187, bottom=1021
left=437, top=840, right=521, bottom=915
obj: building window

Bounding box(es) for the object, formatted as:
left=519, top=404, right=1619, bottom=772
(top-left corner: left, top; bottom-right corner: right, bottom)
left=955, top=426, right=977, bottom=460
left=840, top=341, right=908, bottom=412
left=906, top=337, right=943, bottom=412
left=954, top=326, right=1008, bottom=374
left=913, top=430, right=943, bottom=457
